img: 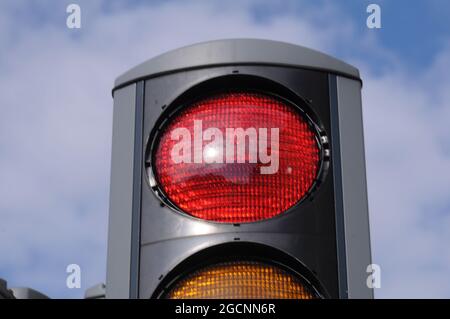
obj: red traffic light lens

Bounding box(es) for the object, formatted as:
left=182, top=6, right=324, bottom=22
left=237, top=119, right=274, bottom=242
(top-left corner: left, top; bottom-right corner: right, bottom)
left=153, top=91, right=320, bottom=223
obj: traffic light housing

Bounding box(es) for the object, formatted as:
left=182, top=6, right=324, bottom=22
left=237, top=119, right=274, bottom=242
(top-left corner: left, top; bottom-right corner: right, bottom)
left=107, top=39, right=372, bottom=299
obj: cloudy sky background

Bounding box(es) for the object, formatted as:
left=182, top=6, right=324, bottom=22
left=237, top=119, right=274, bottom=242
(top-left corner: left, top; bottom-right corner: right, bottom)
left=0, top=0, right=449, bottom=298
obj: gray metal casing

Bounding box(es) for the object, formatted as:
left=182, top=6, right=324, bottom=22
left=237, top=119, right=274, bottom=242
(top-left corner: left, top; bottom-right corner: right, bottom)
left=107, top=39, right=372, bottom=299
left=335, top=77, right=372, bottom=298
left=106, top=84, right=136, bottom=298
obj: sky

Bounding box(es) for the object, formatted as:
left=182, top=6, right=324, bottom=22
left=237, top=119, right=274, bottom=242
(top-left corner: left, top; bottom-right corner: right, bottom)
left=0, top=0, right=449, bottom=298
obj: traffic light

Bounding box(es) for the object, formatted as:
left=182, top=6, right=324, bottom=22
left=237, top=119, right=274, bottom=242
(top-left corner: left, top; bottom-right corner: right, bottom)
left=106, top=39, right=372, bottom=299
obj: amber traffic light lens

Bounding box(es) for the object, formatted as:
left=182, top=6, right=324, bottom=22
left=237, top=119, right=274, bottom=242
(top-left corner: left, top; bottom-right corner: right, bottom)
left=165, top=260, right=317, bottom=299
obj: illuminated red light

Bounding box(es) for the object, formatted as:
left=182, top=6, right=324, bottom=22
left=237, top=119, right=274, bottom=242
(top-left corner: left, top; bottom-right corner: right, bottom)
left=153, top=91, right=320, bottom=223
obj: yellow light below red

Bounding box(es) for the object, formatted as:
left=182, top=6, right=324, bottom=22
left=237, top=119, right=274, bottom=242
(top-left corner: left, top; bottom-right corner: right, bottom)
left=165, top=260, right=317, bottom=299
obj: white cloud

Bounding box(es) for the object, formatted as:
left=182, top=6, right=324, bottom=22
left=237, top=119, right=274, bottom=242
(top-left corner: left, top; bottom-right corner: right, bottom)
left=0, top=0, right=449, bottom=298
left=362, top=44, right=450, bottom=298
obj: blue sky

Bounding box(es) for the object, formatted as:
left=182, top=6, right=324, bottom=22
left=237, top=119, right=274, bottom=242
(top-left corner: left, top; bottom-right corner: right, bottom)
left=252, top=0, right=450, bottom=69
left=0, top=0, right=450, bottom=298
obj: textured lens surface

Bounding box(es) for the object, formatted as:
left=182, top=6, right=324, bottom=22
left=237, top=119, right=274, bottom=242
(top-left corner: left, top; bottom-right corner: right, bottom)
left=165, top=260, right=317, bottom=299
left=153, top=91, right=320, bottom=223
